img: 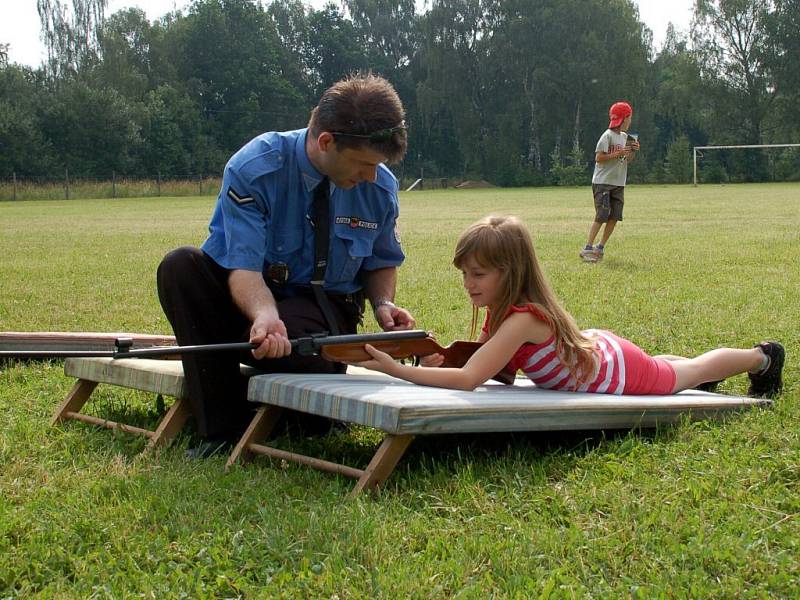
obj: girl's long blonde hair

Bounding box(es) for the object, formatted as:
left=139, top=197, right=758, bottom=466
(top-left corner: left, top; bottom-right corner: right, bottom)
left=453, top=215, right=597, bottom=383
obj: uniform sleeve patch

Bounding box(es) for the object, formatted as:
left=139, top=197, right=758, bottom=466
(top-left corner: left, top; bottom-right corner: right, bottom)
left=227, top=187, right=254, bottom=205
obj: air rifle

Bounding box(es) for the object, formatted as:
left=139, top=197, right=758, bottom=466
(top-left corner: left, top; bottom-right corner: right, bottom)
left=1, top=329, right=514, bottom=384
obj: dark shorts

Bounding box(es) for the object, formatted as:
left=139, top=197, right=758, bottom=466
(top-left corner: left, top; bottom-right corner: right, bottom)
left=592, top=184, right=624, bottom=223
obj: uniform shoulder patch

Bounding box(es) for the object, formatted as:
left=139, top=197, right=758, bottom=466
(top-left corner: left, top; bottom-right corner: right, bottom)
left=227, top=187, right=254, bottom=205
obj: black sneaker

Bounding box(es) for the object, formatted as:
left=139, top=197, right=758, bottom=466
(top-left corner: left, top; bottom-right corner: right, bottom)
left=747, top=341, right=785, bottom=398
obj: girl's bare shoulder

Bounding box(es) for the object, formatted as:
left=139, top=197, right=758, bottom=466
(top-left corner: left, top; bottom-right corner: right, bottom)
left=500, top=310, right=552, bottom=344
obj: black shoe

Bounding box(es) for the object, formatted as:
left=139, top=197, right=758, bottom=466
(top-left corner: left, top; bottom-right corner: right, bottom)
left=185, top=438, right=233, bottom=459
left=747, top=341, right=785, bottom=399
left=694, top=380, right=723, bottom=393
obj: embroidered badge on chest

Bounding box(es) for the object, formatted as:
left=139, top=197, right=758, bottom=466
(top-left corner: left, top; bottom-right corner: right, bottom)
left=335, top=216, right=378, bottom=230
left=227, top=187, right=254, bottom=205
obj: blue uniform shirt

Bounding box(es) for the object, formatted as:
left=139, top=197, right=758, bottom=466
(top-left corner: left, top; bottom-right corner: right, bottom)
left=201, top=129, right=404, bottom=295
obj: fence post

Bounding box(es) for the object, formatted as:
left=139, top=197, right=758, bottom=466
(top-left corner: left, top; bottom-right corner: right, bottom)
left=157, top=171, right=161, bottom=197
left=112, top=171, right=116, bottom=198
left=12, top=171, right=17, bottom=201
left=199, top=174, right=203, bottom=195
left=65, top=168, right=70, bottom=200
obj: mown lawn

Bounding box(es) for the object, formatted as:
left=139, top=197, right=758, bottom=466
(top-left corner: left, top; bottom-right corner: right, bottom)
left=1, top=184, right=798, bottom=597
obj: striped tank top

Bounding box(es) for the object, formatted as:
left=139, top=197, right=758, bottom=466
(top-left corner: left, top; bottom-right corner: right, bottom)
left=496, top=305, right=627, bottom=395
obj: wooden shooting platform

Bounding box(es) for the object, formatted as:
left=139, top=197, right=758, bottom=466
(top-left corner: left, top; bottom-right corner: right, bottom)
left=50, top=356, right=771, bottom=496
left=56, top=357, right=259, bottom=452
left=228, top=373, right=771, bottom=498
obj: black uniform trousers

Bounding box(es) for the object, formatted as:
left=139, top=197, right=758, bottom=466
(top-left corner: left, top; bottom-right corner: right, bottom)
left=156, top=246, right=364, bottom=439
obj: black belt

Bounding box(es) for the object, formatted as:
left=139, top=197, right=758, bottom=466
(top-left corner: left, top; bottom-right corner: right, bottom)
left=266, top=283, right=362, bottom=305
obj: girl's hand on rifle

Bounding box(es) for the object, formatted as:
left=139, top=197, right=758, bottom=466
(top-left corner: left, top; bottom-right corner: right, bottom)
left=419, top=353, right=444, bottom=367
left=348, top=343, right=398, bottom=375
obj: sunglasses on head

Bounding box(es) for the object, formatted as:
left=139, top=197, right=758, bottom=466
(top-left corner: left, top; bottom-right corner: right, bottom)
left=331, top=124, right=407, bottom=143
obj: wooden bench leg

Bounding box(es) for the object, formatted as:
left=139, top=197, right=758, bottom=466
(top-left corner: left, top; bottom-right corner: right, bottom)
left=348, top=434, right=414, bottom=499
left=225, top=406, right=284, bottom=470
left=51, top=379, right=99, bottom=426
left=144, top=397, right=192, bottom=452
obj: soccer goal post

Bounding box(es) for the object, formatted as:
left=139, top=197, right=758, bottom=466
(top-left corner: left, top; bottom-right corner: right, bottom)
left=693, top=143, right=800, bottom=185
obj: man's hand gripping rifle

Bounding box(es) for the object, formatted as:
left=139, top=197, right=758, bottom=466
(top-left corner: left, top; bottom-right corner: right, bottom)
left=1, top=330, right=514, bottom=384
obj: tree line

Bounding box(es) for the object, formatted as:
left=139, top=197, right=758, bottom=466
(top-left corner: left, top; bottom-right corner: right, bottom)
left=1, top=0, right=799, bottom=186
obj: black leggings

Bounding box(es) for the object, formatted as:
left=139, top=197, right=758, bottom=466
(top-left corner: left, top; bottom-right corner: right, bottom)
left=157, top=246, right=363, bottom=438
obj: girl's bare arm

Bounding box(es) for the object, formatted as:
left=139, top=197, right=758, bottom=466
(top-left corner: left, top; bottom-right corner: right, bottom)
left=353, top=311, right=551, bottom=390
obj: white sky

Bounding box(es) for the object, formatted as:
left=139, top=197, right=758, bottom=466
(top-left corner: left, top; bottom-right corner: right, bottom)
left=1, top=0, right=694, bottom=68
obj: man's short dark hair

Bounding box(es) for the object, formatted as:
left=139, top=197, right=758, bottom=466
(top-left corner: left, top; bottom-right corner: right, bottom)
left=308, top=73, right=408, bottom=164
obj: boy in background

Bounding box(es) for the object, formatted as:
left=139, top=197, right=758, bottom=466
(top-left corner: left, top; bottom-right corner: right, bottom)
left=580, top=101, right=640, bottom=262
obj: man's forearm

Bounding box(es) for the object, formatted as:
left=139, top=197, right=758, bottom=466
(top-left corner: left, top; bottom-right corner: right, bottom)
left=228, top=269, right=278, bottom=321
left=363, top=267, right=398, bottom=307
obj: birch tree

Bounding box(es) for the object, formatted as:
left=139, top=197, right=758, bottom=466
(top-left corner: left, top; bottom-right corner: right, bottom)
left=37, top=0, right=108, bottom=78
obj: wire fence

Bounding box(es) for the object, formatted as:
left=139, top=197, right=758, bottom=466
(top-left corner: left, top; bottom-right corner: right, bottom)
left=0, top=172, right=223, bottom=202
left=0, top=172, right=468, bottom=201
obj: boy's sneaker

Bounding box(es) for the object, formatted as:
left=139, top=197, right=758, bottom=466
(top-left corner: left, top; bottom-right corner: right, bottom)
left=747, top=341, right=785, bottom=398
left=594, top=245, right=605, bottom=261
left=579, top=246, right=598, bottom=262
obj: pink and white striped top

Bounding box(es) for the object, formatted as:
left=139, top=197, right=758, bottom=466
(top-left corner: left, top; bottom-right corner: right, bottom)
left=507, top=329, right=628, bottom=394
left=490, top=305, right=627, bottom=395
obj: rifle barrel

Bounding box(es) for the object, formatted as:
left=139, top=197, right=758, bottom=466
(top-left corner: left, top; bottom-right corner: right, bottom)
left=1, top=330, right=431, bottom=360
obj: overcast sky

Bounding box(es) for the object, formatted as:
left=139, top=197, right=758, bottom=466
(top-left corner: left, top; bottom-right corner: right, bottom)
left=2, top=0, right=694, bottom=68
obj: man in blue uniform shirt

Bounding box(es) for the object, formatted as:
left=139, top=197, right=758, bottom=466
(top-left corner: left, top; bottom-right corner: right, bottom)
left=157, top=74, right=415, bottom=454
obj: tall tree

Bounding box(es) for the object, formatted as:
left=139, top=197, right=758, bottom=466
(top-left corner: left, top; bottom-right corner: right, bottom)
left=92, top=8, right=152, bottom=99
left=649, top=26, right=707, bottom=160
left=343, top=0, right=419, bottom=74
left=139, top=84, right=207, bottom=178
left=0, top=65, right=56, bottom=176
left=766, top=0, right=800, bottom=142
left=39, top=80, right=141, bottom=176
left=416, top=0, right=501, bottom=179
left=692, top=0, right=776, bottom=144
left=268, top=0, right=316, bottom=97
left=174, top=0, right=308, bottom=154
left=308, top=5, right=368, bottom=90
left=37, top=0, right=108, bottom=78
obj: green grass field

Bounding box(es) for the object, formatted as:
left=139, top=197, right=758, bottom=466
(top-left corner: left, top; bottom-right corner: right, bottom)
left=1, top=184, right=798, bottom=597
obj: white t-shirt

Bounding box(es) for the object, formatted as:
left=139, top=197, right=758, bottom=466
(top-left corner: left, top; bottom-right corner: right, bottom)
left=592, top=129, right=629, bottom=187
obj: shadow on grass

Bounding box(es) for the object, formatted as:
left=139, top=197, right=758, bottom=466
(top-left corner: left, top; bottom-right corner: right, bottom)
left=67, top=392, right=751, bottom=500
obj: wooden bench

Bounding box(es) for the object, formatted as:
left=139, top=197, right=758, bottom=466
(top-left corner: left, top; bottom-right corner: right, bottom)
left=0, top=331, right=176, bottom=353
left=55, top=357, right=257, bottom=452
left=227, top=373, right=771, bottom=498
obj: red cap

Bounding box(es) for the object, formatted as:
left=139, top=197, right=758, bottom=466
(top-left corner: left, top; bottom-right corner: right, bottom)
left=608, top=101, right=632, bottom=128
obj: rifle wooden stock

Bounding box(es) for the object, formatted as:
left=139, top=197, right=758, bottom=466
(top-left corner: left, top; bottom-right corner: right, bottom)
left=320, top=337, right=478, bottom=365
left=321, top=337, right=516, bottom=385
